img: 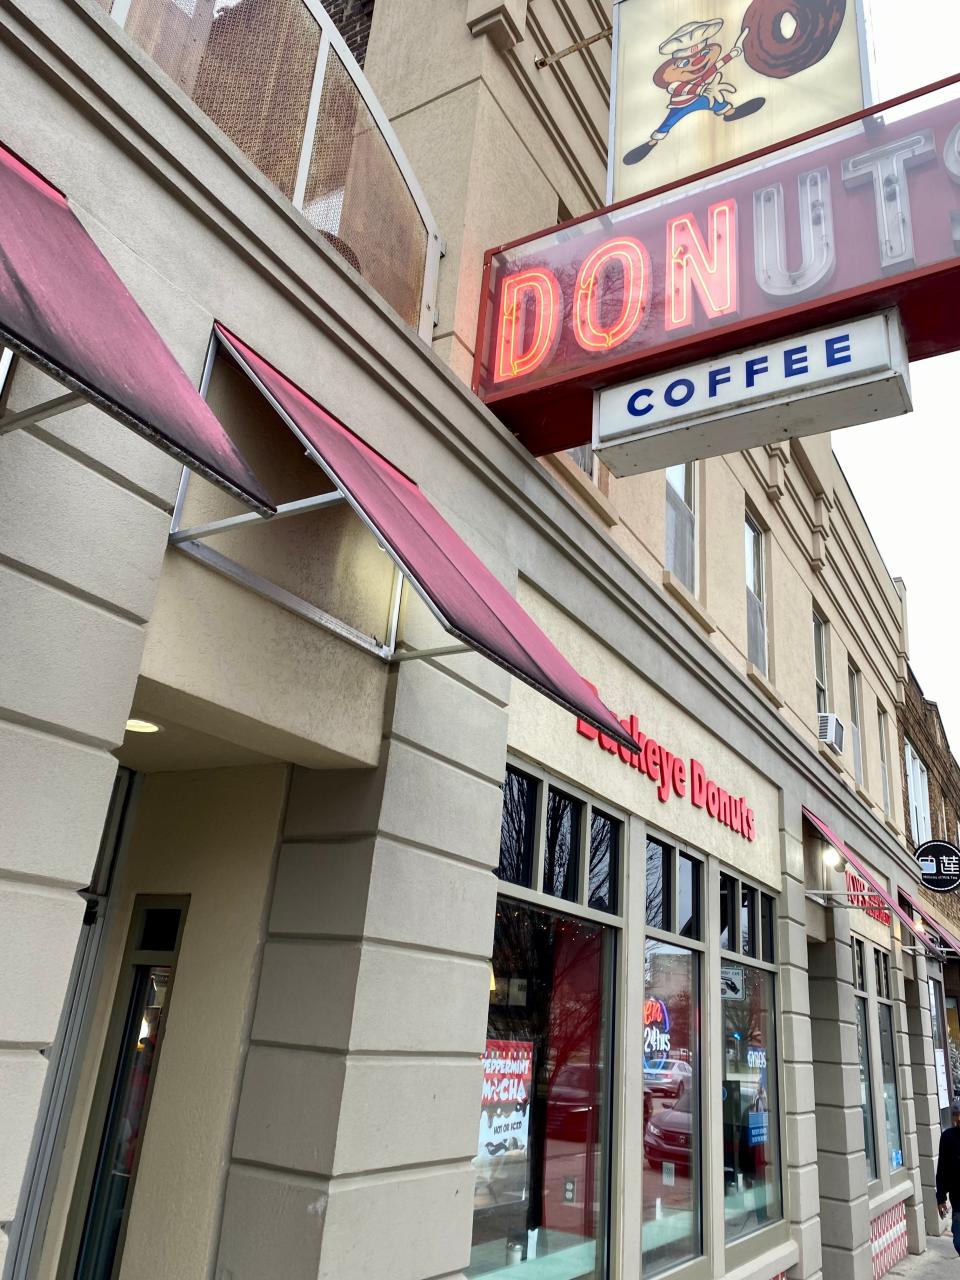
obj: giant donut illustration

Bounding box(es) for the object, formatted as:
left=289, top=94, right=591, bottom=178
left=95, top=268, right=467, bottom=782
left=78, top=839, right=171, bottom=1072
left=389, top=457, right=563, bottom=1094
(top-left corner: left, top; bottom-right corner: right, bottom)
left=742, top=0, right=847, bottom=78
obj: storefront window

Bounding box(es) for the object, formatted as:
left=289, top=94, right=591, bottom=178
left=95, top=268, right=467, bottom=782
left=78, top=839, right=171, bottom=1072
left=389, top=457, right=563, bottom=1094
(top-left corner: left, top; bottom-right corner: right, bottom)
left=719, top=873, right=737, bottom=951
left=722, top=965, right=782, bottom=1241
left=498, top=766, right=539, bottom=888
left=877, top=1002, right=903, bottom=1172
left=946, top=996, right=960, bottom=1105
left=929, top=978, right=953, bottom=1128
left=677, top=854, right=700, bottom=940
left=852, top=941, right=878, bottom=1181
left=855, top=996, right=878, bottom=1180
left=643, top=939, right=701, bottom=1275
left=544, top=789, right=582, bottom=902
left=70, top=900, right=186, bottom=1280
left=646, top=839, right=672, bottom=931
left=589, top=812, right=619, bottom=914
left=470, top=899, right=613, bottom=1277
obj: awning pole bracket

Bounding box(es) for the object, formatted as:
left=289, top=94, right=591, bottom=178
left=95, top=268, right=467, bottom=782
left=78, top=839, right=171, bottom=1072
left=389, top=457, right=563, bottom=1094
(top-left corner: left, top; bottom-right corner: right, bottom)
left=392, top=643, right=471, bottom=663
left=172, top=537, right=393, bottom=659
left=383, top=566, right=404, bottom=659
left=170, top=490, right=346, bottom=544
left=0, top=390, right=85, bottom=436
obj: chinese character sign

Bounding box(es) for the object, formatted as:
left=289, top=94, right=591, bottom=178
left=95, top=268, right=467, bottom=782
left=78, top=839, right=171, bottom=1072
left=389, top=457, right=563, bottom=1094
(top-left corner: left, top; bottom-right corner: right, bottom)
left=610, top=0, right=869, bottom=202
left=916, top=840, right=960, bottom=893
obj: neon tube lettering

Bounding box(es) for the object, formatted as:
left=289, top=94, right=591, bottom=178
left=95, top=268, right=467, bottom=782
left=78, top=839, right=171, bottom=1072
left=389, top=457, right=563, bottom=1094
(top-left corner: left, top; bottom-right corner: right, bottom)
left=665, top=199, right=738, bottom=332
left=493, top=267, right=561, bottom=382
left=573, top=236, right=651, bottom=352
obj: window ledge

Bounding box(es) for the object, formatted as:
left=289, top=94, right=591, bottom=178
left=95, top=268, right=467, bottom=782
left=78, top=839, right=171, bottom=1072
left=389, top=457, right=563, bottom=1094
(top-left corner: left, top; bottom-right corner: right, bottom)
left=818, top=740, right=845, bottom=773
left=884, top=816, right=902, bottom=838
left=855, top=783, right=873, bottom=806
left=542, top=452, right=618, bottom=527
left=662, top=571, right=716, bottom=634
left=747, top=663, right=783, bottom=708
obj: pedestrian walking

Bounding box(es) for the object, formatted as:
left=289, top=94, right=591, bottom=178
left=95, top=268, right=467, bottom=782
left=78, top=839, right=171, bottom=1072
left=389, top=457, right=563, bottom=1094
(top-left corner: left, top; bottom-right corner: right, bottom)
left=936, top=1099, right=960, bottom=1256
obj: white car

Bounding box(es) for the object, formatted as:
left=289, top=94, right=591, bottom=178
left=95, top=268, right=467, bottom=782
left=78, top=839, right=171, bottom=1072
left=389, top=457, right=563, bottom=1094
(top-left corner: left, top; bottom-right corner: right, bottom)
left=644, top=1059, right=692, bottom=1098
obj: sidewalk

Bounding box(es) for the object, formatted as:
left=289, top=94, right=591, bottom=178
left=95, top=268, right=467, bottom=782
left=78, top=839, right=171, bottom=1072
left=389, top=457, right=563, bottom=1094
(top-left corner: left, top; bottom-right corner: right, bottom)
left=890, top=1232, right=957, bottom=1278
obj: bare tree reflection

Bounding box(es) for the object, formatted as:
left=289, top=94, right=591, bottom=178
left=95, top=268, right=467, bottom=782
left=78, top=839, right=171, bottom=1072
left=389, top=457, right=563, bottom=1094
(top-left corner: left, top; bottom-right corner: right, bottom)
left=497, top=767, right=537, bottom=886
left=544, top=789, right=581, bottom=899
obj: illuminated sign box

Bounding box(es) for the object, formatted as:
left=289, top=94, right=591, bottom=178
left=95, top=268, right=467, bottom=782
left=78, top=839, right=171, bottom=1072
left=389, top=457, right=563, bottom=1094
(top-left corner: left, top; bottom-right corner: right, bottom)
left=593, top=311, right=910, bottom=475
left=474, top=80, right=960, bottom=456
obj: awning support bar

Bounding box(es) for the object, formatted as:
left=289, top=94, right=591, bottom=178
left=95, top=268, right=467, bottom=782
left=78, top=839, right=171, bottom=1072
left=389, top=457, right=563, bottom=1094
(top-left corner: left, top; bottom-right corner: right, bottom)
left=392, top=643, right=471, bottom=663
left=173, top=537, right=393, bottom=659
left=0, top=391, right=85, bottom=436
left=384, top=566, right=403, bottom=658
left=170, top=490, right=346, bottom=544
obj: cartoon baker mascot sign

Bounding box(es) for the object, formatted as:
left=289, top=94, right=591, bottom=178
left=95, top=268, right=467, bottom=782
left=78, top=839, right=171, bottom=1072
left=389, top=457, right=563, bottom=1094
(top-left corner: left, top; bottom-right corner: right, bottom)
left=624, top=0, right=848, bottom=165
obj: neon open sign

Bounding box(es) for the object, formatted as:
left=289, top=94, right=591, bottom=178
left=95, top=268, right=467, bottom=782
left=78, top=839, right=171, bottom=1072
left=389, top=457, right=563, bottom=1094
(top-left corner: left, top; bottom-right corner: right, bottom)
left=473, top=78, right=960, bottom=455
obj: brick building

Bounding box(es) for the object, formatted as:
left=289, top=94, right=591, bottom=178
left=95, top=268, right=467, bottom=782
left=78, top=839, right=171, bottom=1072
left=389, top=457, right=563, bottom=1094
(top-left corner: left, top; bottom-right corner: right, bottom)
left=896, top=663, right=960, bottom=1120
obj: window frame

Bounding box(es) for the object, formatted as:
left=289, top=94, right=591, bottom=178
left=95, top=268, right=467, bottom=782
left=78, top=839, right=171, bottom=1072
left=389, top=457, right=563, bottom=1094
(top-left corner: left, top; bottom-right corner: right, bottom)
left=715, top=868, right=783, bottom=1258
left=744, top=513, right=768, bottom=676
left=484, top=756, right=626, bottom=1278
left=812, top=610, right=829, bottom=716
left=904, top=738, right=932, bottom=844
left=642, top=832, right=707, bottom=1279
left=665, top=461, right=697, bottom=595
left=848, top=663, right=864, bottom=788
left=642, top=832, right=787, bottom=1279
left=851, top=933, right=908, bottom=1192
left=497, top=758, right=627, bottom=925
left=877, top=706, right=891, bottom=818
left=57, top=894, right=189, bottom=1280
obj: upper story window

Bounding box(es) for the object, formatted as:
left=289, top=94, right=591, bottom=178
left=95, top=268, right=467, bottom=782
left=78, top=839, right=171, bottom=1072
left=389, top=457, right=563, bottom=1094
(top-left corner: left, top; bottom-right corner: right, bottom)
left=812, top=610, right=828, bottom=715
left=877, top=706, right=891, bottom=818
left=567, top=444, right=595, bottom=478
left=744, top=514, right=767, bottom=675
left=904, top=738, right=931, bottom=844
left=848, top=664, right=863, bottom=788
left=497, top=763, right=622, bottom=914
left=666, top=463, right=696, bottom=593
left=96, top=0, right=440, bottom=335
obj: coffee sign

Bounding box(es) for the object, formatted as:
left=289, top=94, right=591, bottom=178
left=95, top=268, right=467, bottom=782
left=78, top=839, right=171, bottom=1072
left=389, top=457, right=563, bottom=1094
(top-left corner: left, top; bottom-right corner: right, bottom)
left=475, top=82, right=960, bottom=457
left=593, top=312, right=909, bottom=474
left=915, top=840, right=960, bottom=894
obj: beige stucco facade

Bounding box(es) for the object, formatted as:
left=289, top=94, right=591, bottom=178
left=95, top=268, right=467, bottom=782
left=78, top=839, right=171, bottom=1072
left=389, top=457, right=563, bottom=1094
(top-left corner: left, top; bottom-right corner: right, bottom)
left=2, top=4, right=959, bottom=1280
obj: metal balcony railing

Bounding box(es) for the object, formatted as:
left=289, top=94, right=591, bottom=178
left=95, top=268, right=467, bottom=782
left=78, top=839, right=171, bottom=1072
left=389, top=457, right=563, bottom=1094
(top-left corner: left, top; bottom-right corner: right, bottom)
left=98, top=0, right=441, bottom=337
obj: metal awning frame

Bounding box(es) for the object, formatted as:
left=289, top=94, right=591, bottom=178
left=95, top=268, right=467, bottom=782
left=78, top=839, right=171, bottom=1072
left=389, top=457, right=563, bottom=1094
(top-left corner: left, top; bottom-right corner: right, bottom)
left=805, top=890, right=948, bottom=960
left=0, top=344, right=85, bottom=435
left=168, top=331, right=470, bottom=664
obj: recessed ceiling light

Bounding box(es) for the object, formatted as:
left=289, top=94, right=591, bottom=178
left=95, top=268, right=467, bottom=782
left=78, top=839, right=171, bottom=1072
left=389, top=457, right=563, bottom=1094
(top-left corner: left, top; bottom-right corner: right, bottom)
left=125, top=718, right=162, bottom=734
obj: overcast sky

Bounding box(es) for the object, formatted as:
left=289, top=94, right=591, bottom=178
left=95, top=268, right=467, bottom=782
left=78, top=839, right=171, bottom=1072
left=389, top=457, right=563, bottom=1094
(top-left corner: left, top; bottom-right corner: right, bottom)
left=828, top=3, right=960, bottom=744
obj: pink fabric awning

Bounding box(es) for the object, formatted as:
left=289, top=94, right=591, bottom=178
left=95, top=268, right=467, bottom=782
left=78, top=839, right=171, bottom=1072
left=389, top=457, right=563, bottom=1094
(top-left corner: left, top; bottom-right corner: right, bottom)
left=802, top=806, right=942, bottom=959
left=215, top=323, right=636, bottom=750
left=897, top=884, right=960, bottom=957
left=0, top=141, right=273, bottom=515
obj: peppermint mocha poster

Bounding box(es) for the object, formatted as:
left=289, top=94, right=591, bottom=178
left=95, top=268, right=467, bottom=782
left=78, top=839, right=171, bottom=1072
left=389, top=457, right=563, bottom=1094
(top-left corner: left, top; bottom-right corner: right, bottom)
left=473, top=1040, right=534, bottom=1210
left=610, top=0, right=871, bottom=202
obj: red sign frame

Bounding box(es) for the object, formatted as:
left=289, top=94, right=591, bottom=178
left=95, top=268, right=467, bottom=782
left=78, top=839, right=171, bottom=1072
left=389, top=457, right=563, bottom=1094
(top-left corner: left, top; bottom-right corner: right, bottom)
left=473, top=73, right=960, bottom=456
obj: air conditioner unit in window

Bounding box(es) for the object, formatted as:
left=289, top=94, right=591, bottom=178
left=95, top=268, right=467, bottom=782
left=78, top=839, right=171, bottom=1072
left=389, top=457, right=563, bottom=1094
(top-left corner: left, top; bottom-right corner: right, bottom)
left=818, top=713, right=844, bottom=754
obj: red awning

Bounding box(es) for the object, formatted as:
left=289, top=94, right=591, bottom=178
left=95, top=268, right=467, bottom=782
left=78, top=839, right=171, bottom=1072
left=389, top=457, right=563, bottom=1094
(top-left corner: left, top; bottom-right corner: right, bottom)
left=802, top=807, right=942, bottom=959
left=898, top=884, right=960, bottom=957
left=0, top=142, right=273, bottom=515
left=214, top=323, right=636, bottom=750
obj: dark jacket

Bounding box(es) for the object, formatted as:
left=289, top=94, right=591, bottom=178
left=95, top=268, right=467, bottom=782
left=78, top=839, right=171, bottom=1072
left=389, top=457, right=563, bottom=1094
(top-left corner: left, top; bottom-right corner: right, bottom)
left=936, top=1125, right=960, bottom=1205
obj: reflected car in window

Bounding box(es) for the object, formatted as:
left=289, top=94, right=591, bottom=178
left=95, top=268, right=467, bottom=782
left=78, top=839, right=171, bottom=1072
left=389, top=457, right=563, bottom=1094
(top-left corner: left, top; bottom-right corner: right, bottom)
left=645, top=1089, right=693, bottom=1171
left=644, top=1058, right=692, bottom=1097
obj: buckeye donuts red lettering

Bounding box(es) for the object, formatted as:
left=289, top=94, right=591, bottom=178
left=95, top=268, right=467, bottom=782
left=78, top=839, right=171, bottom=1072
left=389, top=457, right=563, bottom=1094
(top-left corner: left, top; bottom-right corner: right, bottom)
left=577, top=714, right=755, bottom=840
